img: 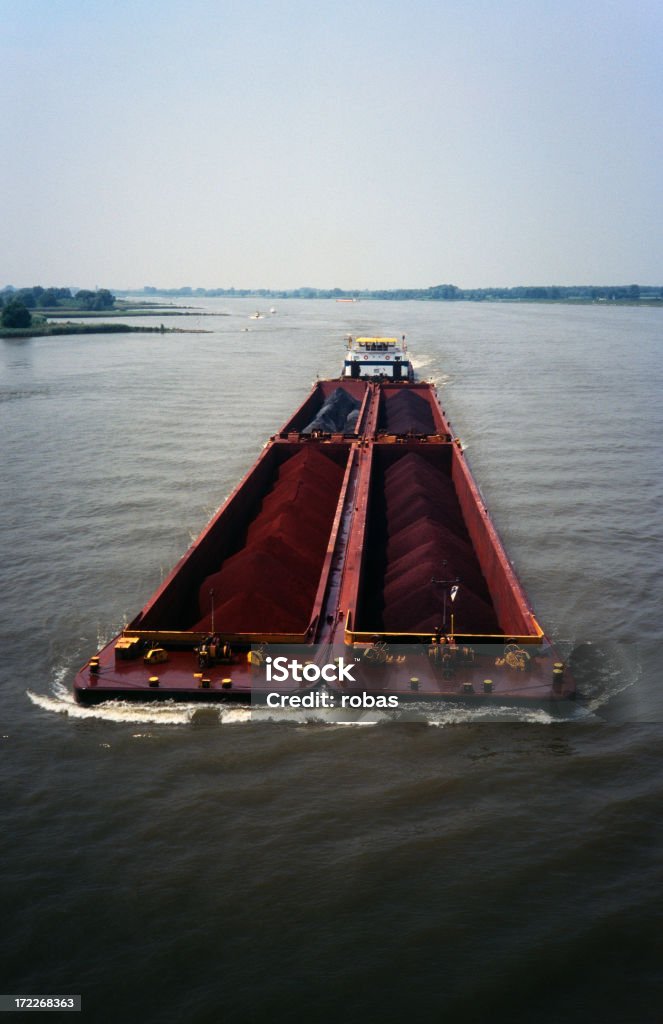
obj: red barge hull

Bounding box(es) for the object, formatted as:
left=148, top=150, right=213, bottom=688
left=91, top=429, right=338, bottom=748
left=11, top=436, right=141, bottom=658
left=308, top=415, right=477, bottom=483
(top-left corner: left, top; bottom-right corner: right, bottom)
left=74, top=374, right=574, bottom=706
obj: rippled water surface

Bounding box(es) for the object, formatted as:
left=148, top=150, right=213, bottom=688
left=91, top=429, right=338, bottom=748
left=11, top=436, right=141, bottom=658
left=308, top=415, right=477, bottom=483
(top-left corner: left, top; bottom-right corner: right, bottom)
left=1, top=299, right=662, bottom=1022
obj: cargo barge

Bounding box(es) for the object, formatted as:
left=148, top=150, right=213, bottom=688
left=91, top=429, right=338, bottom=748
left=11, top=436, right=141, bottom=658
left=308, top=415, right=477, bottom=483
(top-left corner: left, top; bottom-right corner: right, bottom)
left=74, top=336, right=574, bottom=706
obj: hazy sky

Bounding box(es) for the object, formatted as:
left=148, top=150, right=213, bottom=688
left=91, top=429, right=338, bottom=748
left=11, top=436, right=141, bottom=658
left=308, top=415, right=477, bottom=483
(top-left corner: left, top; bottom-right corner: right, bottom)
left=2, top=0, right=662, bottom=290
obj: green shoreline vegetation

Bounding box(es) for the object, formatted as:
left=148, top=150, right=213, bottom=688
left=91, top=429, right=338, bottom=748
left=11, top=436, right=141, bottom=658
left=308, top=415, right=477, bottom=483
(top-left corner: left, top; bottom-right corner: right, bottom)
left=133, top=282, right=663, bottom=304
left=2, top=282, right=661, bottom=340
left=0, top=322, right=189, bottom=339
left=0, top=286, right=206, bottom=338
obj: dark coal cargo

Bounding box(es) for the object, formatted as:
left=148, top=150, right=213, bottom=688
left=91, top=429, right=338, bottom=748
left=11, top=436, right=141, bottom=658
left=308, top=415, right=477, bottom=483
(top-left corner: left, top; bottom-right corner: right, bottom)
left=302, top=387, right=361, bottom=434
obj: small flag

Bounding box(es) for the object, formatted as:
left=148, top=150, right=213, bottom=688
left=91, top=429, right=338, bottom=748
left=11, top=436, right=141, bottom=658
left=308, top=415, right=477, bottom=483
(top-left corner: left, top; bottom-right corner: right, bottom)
left=450, top=585, right=459, bottom=602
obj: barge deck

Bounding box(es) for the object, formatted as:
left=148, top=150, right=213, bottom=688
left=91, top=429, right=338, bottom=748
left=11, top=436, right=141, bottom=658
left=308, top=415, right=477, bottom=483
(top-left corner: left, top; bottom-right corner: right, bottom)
left=74, top=343, right=574, bottom=707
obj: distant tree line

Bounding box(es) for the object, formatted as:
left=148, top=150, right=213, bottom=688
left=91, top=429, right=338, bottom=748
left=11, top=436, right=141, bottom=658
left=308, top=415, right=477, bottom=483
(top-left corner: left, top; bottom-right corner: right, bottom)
left=135, top=283, right=661, bottom=302
left=1, top=286, right=115, bottom=310
left=0, top=286, right=116, bottom=329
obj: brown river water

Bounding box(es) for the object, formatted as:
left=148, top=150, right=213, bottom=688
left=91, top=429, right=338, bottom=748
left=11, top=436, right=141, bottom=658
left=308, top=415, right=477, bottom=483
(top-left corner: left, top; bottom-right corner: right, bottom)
left=1, top=298, right=662, bottom=1022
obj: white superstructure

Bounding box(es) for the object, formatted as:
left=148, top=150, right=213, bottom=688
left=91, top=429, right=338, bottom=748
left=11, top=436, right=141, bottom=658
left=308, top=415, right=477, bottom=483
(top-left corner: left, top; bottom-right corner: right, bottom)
left=343, top=336, right=414, bottom=380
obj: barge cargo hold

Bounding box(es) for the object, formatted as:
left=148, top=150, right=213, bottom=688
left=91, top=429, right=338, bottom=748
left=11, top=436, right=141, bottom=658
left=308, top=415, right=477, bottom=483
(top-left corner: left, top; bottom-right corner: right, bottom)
left=74, top=337, right=574, bottom=706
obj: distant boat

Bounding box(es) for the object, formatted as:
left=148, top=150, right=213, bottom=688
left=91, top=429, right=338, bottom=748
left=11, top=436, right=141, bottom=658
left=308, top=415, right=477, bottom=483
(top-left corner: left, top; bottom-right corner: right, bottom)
left=336, top=298, right=359, bottom=303
left=269, top=307, right=277, bottom=314
left=249, top=311, right=264, bottom=319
